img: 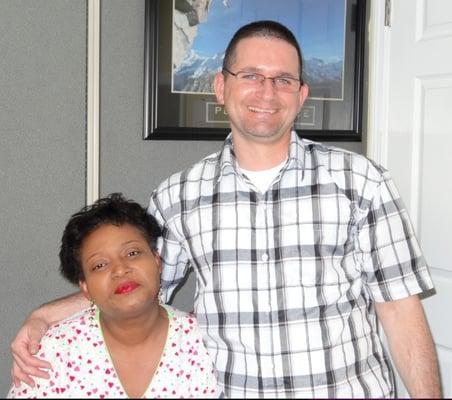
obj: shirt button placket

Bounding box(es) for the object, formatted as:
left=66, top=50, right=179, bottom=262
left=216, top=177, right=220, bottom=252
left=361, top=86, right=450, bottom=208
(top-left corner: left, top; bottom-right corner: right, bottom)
left=263, top=197, right=280, bottom=382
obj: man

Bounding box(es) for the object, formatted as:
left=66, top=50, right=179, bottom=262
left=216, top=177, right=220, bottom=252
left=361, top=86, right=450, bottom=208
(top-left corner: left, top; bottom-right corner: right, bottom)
left=11, top=21, right=440, bottom=398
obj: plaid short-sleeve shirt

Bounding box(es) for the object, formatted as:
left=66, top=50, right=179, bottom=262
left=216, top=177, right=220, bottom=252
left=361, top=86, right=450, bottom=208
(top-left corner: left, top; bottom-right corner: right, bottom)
left=149, top=132, right=433, bottom=398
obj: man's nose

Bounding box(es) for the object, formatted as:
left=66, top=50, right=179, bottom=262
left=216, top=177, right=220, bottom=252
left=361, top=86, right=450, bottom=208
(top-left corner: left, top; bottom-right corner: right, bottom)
left=258, top=77, right=277, bottom=97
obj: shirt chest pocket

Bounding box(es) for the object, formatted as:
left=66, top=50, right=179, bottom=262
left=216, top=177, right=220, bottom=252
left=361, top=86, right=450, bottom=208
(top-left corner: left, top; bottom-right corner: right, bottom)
left=280, top=225, right=358, bottom=288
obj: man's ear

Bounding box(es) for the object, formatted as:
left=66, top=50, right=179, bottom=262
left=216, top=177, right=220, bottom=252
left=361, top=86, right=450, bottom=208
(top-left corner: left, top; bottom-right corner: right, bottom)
left=297, top=83, right=309, bottom=113
left=213, top=71, right=225, bottom=105
left=79, top=280, right=92, bottom=302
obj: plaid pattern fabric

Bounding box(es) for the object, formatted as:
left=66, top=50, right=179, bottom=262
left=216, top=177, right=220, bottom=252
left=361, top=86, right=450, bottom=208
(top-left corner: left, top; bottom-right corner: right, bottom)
left=148, top=132, right=434, bottom=398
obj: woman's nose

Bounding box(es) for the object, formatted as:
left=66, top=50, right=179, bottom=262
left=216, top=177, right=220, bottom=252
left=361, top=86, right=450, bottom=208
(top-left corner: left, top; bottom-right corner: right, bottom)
left=111, top=259, right=131, bottom=278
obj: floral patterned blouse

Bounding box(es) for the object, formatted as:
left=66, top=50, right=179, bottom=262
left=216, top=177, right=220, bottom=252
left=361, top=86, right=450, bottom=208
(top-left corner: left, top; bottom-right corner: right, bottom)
left=8, top=305, right=220, bottom=398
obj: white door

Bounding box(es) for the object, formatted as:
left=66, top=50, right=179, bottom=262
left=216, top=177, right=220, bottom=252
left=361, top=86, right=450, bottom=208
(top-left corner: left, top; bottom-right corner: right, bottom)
left=368, top=0, right=452, bottom=397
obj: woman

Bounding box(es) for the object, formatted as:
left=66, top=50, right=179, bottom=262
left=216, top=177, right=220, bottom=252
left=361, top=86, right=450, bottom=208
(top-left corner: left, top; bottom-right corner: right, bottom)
left=8, top=193, right=219, bottom=398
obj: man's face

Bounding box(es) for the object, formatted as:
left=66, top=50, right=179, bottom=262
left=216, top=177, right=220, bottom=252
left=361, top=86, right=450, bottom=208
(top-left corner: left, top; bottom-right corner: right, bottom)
left=214, top=36, right=309, bottom=144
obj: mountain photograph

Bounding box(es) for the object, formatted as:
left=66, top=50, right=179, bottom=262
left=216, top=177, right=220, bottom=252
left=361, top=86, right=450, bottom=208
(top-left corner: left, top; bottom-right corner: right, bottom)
left=172, top=0, right=346, bottom=100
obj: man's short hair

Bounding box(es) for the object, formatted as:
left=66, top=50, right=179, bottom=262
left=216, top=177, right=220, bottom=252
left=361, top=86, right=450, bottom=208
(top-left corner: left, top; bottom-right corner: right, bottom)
left=59, top=193, right=162, bottom=284
left=223, top=20, right=304, bottom=81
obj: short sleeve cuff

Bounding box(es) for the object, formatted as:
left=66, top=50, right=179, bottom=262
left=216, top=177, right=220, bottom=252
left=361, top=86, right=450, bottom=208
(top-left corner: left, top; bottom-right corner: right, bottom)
left=368, top=266, right=435, bottom=303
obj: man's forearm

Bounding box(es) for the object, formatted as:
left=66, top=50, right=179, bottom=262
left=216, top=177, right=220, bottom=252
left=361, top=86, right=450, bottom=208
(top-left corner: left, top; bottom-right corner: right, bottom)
left=375, top=295, right=441, bottom=398
left=28, top=291, right=90, bottom=326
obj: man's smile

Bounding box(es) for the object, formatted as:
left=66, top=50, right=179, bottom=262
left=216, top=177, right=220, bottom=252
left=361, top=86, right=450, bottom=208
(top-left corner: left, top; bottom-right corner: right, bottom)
left=248, top=106, right=277, bottom=114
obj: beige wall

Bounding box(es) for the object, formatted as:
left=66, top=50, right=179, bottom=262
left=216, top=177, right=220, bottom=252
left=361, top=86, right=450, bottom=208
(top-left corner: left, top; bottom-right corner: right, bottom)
left=0, top=0, right=86, bottom=393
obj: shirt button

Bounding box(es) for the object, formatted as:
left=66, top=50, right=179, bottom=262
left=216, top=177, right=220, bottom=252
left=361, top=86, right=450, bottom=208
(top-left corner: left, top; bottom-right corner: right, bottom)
left=261, top=253, right=269, bottom=262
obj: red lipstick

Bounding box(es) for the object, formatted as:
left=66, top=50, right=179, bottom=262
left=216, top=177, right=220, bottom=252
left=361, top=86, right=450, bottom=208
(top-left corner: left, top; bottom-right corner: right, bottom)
left=114, top=281, right=140, bottom=295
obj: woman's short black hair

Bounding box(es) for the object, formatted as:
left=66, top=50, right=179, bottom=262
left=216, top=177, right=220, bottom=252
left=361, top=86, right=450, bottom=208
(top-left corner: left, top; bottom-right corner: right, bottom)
left=59, top=193, right=162, bottom=285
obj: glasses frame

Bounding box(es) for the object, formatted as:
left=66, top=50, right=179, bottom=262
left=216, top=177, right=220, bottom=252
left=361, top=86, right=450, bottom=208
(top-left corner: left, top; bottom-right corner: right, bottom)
left=222, top=67, right=303, bottom=93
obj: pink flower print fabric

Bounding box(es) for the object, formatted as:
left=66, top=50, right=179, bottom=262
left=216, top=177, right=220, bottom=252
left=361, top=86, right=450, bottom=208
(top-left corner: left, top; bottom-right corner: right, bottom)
left=7, top=305, right=220, bottom=398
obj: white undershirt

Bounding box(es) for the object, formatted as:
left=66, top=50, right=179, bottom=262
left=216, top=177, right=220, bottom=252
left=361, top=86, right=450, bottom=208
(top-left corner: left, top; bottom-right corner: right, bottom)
left=238, top=158, right=288, bottom=193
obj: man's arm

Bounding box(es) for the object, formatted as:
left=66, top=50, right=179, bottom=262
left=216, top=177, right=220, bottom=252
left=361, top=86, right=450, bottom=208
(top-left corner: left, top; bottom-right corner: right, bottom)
left=375, top=294, right=441, bottom=398
left=11, top=291, right=89, bottom=387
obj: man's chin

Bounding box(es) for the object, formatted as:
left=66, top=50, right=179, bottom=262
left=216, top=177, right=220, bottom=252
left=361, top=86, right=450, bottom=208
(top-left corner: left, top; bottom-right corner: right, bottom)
left=243, top=126, right=288, bottom=142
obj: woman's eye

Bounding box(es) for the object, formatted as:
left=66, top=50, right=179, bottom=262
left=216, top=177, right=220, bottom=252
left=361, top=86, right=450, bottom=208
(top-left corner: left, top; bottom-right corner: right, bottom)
left=128, top=250, right=141, bottom=257
left=92, top=262, right=106, bottom=271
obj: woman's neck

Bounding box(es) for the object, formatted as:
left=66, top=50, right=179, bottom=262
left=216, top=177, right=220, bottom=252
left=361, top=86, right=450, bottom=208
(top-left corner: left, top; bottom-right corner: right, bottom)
left=98, top=305, right=170, bottom=398
left=100, top=304, right=167, bottom=347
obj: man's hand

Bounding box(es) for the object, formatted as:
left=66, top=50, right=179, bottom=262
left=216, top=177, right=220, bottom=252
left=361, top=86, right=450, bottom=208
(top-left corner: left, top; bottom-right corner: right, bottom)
left=10, top=291, right=89, bottom=387
left=10, top=317, right=51, bottom=388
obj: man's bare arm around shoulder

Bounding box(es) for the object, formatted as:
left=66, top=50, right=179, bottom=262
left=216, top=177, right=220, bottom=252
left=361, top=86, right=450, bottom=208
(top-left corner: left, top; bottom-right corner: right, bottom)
left=10, top=291, right=89, bottom=388
left=375, top=294, right=442, bottom=398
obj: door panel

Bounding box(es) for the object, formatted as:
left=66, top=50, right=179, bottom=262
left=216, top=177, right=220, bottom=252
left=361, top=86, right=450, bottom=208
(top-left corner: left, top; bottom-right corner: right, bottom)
left=369, top=0, right=452, bottom=396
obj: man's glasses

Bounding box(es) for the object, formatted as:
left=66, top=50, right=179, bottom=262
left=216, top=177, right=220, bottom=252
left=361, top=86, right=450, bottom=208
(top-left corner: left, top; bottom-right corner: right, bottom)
left=223, top=67, right=302, bottom=93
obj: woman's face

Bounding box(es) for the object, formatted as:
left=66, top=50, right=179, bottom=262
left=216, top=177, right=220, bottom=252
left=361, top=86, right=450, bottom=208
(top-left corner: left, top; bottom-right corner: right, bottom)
left=78, top=223, right=161, bottom=319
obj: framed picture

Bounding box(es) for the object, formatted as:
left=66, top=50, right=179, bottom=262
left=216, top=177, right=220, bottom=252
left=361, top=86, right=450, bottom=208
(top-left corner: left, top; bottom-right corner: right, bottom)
left=144, top=0, right=366, bottom=141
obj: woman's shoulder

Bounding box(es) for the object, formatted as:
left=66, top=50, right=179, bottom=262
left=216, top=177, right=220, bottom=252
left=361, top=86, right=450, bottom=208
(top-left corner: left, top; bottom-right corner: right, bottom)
left=163, top=304, right=198, bottom=326
left=162, top=305, right=204, bottom=344
left=41, top=307, right=98, bottom=346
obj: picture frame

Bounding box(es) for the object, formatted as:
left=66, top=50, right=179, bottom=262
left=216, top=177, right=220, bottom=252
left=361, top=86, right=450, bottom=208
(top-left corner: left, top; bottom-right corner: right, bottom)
left=143, top=0, right=366, bottom=141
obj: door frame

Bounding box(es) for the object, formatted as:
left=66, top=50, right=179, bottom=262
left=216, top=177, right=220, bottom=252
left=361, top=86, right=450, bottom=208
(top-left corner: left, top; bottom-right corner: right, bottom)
left=366, top=1, right=390, bottom=167
left=366, top=2, right=409, bottom=396
left=86, top=0, right=100, bottom=205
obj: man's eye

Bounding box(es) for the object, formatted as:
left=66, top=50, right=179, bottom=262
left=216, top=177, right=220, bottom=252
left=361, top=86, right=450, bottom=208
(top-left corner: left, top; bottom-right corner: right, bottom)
left=128, top=250, right=141, bottom=257
left=240, top=73, right=259, bottom=81
left=275, top=77, right=291, bottom=86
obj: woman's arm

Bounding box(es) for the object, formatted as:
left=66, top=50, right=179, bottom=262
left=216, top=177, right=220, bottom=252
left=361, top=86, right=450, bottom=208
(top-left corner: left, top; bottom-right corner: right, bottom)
left=10, top=291, right=89, bottom=387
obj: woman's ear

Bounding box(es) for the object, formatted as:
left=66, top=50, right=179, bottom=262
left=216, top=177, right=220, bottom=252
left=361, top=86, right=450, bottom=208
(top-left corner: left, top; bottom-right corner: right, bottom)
left=79, top=280, right=92, bottom=302
left=153, top=251, right=162, bottom=273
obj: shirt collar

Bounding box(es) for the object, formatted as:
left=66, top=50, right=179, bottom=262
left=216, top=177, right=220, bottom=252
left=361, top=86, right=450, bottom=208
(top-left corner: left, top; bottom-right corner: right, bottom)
left=287, top=130, right=306, bottom=170
left=215, top=133, right=237, bottom=184
left=216, top=131, right=306, bottom=184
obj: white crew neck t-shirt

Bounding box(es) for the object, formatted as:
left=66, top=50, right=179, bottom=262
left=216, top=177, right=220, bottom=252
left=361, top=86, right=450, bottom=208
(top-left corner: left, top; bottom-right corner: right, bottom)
left=238, top=158, right=287, bottom=193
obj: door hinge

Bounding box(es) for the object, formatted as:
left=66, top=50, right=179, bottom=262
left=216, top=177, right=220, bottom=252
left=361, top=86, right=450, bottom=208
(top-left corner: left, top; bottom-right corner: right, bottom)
left=385, top=0, right=391, bottom=27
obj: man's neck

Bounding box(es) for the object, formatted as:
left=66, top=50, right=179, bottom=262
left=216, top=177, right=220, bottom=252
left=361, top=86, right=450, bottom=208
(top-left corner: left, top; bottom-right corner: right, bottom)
left=232, top=132, right=291, bottom=171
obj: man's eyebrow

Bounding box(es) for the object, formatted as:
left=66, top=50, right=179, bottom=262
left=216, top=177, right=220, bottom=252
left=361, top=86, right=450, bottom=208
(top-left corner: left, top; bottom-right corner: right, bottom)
left=277, top=72, right=299, bottom=78
left=238, top=67, right=298, bottom=77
